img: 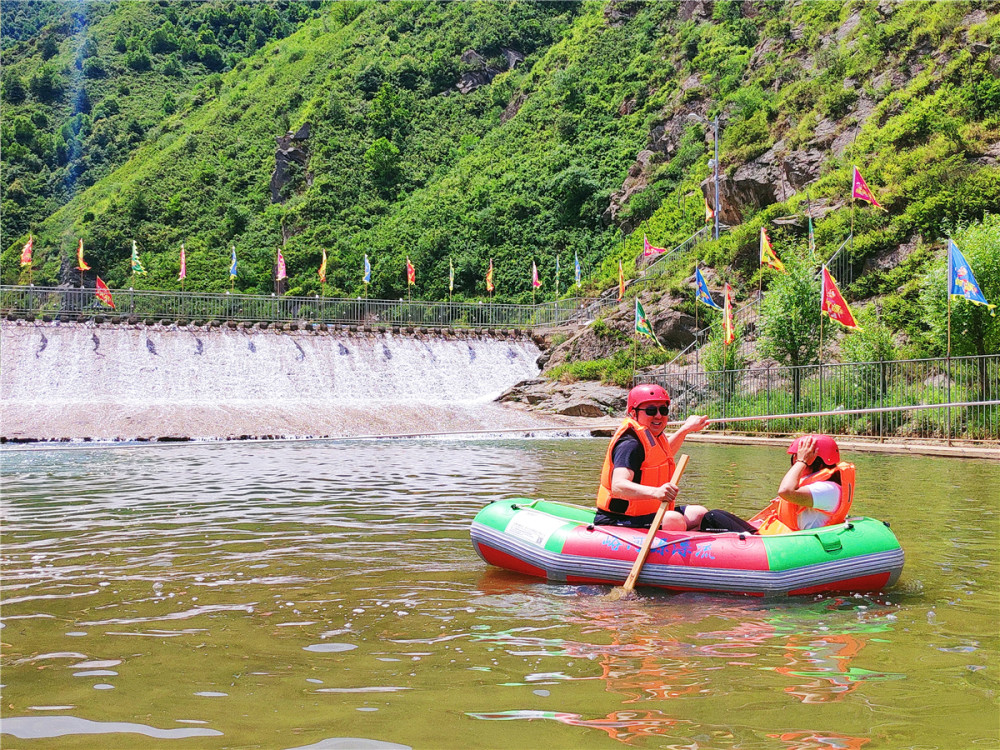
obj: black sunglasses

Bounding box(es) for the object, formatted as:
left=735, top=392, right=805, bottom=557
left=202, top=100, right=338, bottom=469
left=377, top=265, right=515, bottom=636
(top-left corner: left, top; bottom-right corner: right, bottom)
left=639, top=405, right=670, bottom=416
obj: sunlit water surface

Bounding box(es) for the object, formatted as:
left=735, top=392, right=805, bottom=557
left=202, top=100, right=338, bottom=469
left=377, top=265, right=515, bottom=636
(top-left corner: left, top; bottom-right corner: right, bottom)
left=1, top=440, right=997, bottom=750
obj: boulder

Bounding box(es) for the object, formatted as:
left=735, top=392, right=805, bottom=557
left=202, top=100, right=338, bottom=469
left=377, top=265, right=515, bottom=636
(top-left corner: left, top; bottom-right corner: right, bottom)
left=498, top=378, right=627, bottom=418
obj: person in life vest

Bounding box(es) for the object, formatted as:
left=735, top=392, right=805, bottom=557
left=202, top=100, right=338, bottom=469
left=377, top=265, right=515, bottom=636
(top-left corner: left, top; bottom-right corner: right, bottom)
left=595, top=384, right=710, bottom=531
left=699, top=434, right=855, bottom=534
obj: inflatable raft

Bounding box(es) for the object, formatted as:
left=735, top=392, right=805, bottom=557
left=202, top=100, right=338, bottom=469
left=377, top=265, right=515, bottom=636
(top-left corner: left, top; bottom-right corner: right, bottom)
left=471, top=500, right=904, bottom=597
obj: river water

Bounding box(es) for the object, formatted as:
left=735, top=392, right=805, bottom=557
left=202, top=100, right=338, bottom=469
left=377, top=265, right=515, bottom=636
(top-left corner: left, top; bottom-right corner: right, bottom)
left=1, top=439, right=996, bottom=750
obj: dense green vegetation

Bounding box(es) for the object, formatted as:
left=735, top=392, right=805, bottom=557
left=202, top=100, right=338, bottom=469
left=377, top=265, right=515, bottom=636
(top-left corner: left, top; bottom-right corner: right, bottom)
left=2, top=0, right=998, bottom=360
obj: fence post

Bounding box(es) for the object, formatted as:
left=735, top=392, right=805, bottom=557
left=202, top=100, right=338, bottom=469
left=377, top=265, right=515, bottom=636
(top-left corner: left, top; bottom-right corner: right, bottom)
left=946, top=354, right=952, bottom=446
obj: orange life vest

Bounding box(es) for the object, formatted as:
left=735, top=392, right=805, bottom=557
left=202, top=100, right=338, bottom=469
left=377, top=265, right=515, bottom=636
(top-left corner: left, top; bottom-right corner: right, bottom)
left=596, top=417, right=677, bottom=516
left=751, top=462, right=855, bottom=535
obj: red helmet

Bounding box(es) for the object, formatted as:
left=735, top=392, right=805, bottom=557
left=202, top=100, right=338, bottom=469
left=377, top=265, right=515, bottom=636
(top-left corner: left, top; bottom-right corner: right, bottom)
left=627, top=384, right=671, bottom=412
left=787, top=434, right=840, bottom=465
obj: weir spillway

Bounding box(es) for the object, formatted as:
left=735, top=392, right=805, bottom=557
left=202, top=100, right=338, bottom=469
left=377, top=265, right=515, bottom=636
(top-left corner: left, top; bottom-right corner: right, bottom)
left=0, top=321, right=565, bottom=441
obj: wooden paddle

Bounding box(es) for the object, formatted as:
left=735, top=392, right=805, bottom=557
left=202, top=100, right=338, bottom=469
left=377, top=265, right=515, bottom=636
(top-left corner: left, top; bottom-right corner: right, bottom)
left=606, top=453, right=690, bottom=601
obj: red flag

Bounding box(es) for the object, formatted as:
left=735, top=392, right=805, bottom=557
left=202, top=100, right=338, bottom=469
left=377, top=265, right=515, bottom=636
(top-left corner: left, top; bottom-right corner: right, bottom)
left=821, top=266, right=860, bottom=330
left=760, top=227, right=785, bottom=272
left=406, top=257, right=415, bottom=285
left=20, top=235, right=33, bottom=266
left=851, top=166, right=884, bottom=210
left=705, top=197, right=715, bottom=224
left=531, top=261, right=542, bottom=288
left=642, top=234, right=666, bottom=257
left=95, top=277, right=115, bottom=309
left=618, top=260, right=625, bottom=301
left=723, top=283, right=735, bottom=345
left=76, top=238, right=90, bottom=271
left=486, top=258, right=494, bottom=292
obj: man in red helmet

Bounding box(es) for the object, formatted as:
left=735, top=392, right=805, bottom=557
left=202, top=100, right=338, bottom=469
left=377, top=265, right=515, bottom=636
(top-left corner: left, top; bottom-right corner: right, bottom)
left=595, top=383, right=710, bottom=531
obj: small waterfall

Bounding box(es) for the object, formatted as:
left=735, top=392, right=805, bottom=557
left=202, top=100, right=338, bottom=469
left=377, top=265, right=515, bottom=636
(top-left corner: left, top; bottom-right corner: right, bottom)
left=1, top=322, right=558, bottom=441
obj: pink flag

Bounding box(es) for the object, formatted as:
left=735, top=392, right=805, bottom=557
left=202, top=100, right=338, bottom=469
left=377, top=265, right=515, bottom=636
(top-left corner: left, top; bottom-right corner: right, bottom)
left=531, top=261, right=541, bottom=288
left=851, top=166, right=884, bottom=210
left=276, top=248, right=287, bottom=280
left=642, top=234, right=666, bottom=257
left=178, top=243, right=186, bottom=281
left=20, top=235, right=34, bottom=266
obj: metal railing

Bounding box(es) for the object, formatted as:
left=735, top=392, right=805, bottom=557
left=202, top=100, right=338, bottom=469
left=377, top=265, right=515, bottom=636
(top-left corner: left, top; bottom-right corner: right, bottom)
left=636, top=354, right=1000, bottom=444
left=0, top=285, right=597, bottom=330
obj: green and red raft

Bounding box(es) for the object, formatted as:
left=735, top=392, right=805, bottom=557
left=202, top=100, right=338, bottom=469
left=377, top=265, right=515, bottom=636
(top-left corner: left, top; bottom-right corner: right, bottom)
left=471, top=500, right=904, bottom=597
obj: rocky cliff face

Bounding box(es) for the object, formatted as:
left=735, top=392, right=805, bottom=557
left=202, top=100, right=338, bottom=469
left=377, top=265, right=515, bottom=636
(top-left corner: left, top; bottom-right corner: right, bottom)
left=270, top=123, right=312, bottom=204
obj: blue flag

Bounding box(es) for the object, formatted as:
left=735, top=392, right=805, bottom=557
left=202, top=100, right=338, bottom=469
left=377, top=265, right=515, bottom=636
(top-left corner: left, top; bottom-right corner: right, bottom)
left=363, top=254, right=371, bottom=284
left=695, top=268, right=723, bottom=310
left=574, top=251, right=581, bottom=287
left=229, top=246, right=238, bottom=277
left=948, top=240, right=995, bottom=316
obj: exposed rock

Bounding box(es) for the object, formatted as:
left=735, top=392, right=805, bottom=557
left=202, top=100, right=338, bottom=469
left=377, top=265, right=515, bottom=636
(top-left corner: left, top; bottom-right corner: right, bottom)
left=270, top=125, right=311, bottom=204
left=501, top=47, right=524, bottom=69
left=604, top=0, right=639, bottom=27
left=678, top=1, right=712, bottom=21
left=501, top=92, right=526, bottom=122
left=782, top=148, right=825, bottom=192
left=456, top=47, right=522, bottom=94
left=863, top=234, right=921, bottom=274
left=498, top=378, right=627, bottom=418
left=617, top=96, right=637, bottom=117
left=605, top=108, right=707, bottom=231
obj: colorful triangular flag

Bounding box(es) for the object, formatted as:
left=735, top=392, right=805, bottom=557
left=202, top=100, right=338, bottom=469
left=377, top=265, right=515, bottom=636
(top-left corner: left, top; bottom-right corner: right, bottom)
left=406, top=257, right=415, bottom=286
left=760, top=227, right=785, bottom=272
left=852, top=166, right=885, bottom=210
left=574, top=251, right=581, bottom=287
left=635, top=298, right=664, bottom=349
left=95, top=276, right=115, bottom=309
left=20, top=235, right=33, bottom=266
left=618, top=260, right=625, bottom=301
left=76, top=239, right=90, bottom=272
left=643, top=234, right=666, bottom=258
left=363, top=254, right=371, bottom=284
left=276, top=248, right=287, bottom=281
left=486, top=258, right=494, bottom=293
left=229, top=246, right=238, bottom=277
left=948, top=239, right=996, bottom=316
left=723, top=283, right=735, bottom=345
left=695, top=267, right=723, bottom=311
left=178, top=243, right=186, bottom=281
left=318, top=248, right=327, bottom=284
left=131, top=240, right=146, bottom=275
left=531, top=261, right=541, bottom=288
left=821, top=266, right=861, bottom=329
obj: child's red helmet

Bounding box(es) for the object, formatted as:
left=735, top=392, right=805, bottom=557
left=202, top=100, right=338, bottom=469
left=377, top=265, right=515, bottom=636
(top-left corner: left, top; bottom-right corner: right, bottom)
left=787, top=434, right=840, bottom=465
left=627, top=384, right=671, bottom=411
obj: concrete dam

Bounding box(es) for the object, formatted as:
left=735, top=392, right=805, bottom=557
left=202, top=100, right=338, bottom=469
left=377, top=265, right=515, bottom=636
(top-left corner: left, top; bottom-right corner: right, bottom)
left=0, top=320, right=567, bottom=442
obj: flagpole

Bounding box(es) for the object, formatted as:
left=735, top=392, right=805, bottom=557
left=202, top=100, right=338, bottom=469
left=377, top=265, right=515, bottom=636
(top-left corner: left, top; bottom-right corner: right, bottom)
left=694, top=261, right=700, bottom=368
left=946, top=239, right=952, bottom=445
left=713, top=115, right=720, bottom=242
left=819, top=309, right=825, bottom=434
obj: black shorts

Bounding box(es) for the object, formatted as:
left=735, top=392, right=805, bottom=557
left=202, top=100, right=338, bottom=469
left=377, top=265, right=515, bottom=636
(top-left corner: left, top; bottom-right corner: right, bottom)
left=594, top=505, right=689, bottom=529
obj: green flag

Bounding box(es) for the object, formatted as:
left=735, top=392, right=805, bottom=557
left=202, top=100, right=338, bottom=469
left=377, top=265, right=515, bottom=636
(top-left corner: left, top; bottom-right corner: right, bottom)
left=635, top=298, right=663, bottom=349
left=131, top=240, right=146, bottom=275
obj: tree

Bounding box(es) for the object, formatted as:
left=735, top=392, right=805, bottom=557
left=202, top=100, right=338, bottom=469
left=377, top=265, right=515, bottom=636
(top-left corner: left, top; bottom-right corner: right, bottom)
left=758, top=256, right=822, bottom=404
left=28, top=65, right=64, bottom=101
left=364, top=137, right=401, bottom=189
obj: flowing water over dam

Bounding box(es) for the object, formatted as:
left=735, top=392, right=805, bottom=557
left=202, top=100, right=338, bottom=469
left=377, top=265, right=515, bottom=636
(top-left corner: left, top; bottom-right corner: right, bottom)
left=1, top=321, right=567, bottom=441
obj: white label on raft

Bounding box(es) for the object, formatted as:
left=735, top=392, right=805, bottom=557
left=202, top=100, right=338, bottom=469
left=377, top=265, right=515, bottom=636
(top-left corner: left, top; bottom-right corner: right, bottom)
left=505, top=510, right=569, bottom=548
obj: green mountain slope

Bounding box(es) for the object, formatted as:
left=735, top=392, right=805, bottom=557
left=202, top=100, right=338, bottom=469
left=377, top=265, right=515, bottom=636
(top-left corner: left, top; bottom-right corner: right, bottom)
left=3, top=1, right=999, bottom=354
